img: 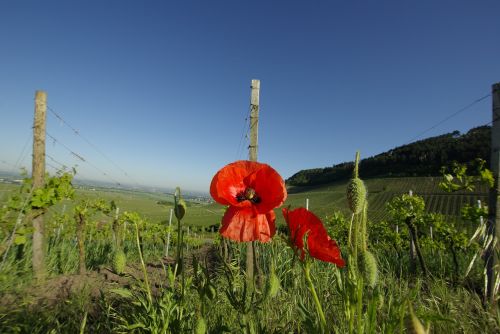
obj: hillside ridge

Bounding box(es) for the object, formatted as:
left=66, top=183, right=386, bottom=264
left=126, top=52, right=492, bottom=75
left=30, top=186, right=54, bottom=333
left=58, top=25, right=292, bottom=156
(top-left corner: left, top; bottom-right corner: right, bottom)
left=287, top=125, right=490, bottom=187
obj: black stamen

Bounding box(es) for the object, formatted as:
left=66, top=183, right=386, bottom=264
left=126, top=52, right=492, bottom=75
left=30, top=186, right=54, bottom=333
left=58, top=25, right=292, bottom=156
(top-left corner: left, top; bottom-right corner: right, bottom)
left=235, top=188, right=261, bottom=204
left=251, top=196, right=261, bottom=204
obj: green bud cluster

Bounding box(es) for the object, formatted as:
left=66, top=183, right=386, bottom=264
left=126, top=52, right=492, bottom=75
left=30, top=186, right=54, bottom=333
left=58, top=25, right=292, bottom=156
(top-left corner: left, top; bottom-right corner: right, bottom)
left=264, top=265, right=281, bottom=299
left=175, top=199, right=187, bottom=220
left=347, top=152, right=367, bottom=215
left=195, top=316, right=207, bottom=334
left=358, top=250, right=378, bottom=288
left=347, top=178, right=367, bottom=215
left=113, top=249, right=127, bottom=274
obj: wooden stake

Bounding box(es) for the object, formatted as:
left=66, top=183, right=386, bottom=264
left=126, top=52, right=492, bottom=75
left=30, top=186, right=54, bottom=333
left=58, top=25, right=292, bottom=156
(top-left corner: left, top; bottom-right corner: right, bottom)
left=32, top=90, right=47, bottom=280
left=486, top=82, right=500, bottom=305
left=165, top=208, right=173, bottom=257
left=246, top=79, right=260, bottom=287
left=408, top=190, right=417, bottom=276
left=249, top=79, right=260, bottom=162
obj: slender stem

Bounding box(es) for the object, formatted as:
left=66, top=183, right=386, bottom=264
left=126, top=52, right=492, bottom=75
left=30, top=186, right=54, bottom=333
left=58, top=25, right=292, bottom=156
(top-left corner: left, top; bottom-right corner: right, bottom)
left=356, top=278, right=363, bottom=334
left=348, top=213, right=355, bottom=249
left=303, top=262, right=326, bottom=331
left=135, top=222, right=152, bottom=303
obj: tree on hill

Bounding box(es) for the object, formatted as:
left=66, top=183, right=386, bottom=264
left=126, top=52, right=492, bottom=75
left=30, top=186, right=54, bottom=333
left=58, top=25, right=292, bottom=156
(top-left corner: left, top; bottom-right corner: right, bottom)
left=287, top=126, right=490, bottom=187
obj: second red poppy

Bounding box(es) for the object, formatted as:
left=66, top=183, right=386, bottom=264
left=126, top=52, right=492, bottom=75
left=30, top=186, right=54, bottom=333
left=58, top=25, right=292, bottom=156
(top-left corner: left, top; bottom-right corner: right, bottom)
left=282, top=207, right=345, bottom=267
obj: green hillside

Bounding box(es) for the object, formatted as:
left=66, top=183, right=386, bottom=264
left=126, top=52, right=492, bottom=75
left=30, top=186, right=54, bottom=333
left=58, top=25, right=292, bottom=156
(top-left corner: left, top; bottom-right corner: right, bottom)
left=3, top=174, right=487, bottom=230
left=282, top=176, right=488, bottom=224
left=0, top=183, right=224, bottom=229
left=287, top=126, right=490, bottom=187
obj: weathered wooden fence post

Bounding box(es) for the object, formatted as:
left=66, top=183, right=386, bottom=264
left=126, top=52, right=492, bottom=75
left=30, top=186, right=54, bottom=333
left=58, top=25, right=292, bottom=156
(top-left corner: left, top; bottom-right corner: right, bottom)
left=246, top=79, right=260, bottom=287
left=408, top=190, right=417, bottom=276
left=165, top=208, right=173, bottom=257
left=486, top=82, right=500, bottom=305
left=32, top=90, right=47, bottom=280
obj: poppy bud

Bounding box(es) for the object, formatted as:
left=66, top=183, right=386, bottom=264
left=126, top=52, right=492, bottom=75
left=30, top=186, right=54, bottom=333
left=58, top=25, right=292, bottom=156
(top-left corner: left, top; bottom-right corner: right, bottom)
left=113, top=249, right=126, bottom=274
left=175, top=199, right=187, bottom=220
left=347, top=178, right=367, bottom=214
left=195, top=316, right=207, bottom=334
left=358, top=250, right=378, bottom=288
left=264, top=265, right=280, bottom=299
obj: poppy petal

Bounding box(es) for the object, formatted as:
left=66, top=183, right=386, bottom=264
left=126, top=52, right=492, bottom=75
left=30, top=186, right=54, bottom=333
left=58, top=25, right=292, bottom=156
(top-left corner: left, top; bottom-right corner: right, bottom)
left=245, top=164, right=287, bottom=213
left=220, top=206, right=276, bottom=242
left=309, top=237, right=346, bottom=267
left=282, top=207, right=344, bottom=267
left=210, top=160, right=263, bottom=207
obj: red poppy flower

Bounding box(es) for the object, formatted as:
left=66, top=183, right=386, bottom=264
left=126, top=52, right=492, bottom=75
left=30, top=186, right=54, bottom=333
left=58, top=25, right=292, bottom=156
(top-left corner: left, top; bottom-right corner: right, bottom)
left=210, top=160, right=287, bottom=242
left=282, top=207, right=345, bottom=267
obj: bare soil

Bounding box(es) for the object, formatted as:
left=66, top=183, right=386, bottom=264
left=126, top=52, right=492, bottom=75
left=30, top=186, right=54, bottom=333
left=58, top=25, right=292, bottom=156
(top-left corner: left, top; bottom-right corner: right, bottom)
left=0, top=244, right=220, bottom=311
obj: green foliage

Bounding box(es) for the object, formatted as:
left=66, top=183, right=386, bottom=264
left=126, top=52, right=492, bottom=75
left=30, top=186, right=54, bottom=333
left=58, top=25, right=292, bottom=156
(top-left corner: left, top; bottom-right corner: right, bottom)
left=461, top=203, right=488, bottom=223
left=439, top=158, right=493, bottom=192
left=30, top=172, right=75, bottom=209
left=387, top=194, right=425, bottom=223
left=288, top=126, right=491, bottom=187
left=1, top=167, right=498, bottom=332
left=324, top=210, right=350, bottom=246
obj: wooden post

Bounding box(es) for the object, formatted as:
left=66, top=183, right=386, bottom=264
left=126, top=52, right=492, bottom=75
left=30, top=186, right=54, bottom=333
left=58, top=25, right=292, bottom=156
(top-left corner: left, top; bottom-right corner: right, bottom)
left=32, top=90, right=47, bottom=280
left=486, top=82, right=500, bottom=304
left=165, top=208, right=173, bottom=257
left=249, top=79, right=260, bottom=162
left=408, top=190, right=417, bottom=276
left=246, top=79, right=260, bottom=287
left=76, top=211, right=86, bottom=275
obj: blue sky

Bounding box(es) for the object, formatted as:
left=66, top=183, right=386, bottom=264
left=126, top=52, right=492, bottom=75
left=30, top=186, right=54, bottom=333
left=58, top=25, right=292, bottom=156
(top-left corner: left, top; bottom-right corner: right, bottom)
left=1, top=0, right=499, bottom=192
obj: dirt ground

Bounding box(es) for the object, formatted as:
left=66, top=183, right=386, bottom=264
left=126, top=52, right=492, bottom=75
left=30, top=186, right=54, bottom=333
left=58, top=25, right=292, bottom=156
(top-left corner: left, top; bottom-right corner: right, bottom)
left=0, top=244, right=220, bottom=311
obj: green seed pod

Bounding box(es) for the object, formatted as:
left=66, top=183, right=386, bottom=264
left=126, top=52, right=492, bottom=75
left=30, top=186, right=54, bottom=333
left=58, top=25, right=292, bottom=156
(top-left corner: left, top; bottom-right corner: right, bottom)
left=264, top=266, right=280, bottom=299
left=347, top=178, right=367, bottom=214
left=175, top=199, right=187, bottom=220
left=195, top=316, right=207, bottom=334
left=377, top=291, right=385, bottom=309
left=113, top=249, right=126, bottom=274
left=358, top=250, right=378, bottom=288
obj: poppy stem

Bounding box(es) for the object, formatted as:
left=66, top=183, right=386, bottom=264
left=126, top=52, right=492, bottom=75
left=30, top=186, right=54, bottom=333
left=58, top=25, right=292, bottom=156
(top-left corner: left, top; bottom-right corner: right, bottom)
left=348, top=213, right=355, bottom=249
left=303, top=262, right=327, bottom=331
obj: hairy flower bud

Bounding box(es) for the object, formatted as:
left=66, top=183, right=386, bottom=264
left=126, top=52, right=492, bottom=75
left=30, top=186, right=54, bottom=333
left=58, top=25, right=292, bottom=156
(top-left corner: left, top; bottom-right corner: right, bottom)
left=347, top=178, right=367, bottom=214
left=195, top=316, right=207, bottom=334
left=175, top=199, right=187, bottom=220
left=264, top=266, right=280, bottom=299
left=113, top=249, right=126, bottom=274
left=358, top=250, right=378, bottom=288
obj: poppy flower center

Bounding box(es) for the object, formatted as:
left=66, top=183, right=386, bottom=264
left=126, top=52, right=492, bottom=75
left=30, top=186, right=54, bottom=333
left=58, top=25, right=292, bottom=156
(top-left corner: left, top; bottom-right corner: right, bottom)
left=236, top=187, right=261, bottom=204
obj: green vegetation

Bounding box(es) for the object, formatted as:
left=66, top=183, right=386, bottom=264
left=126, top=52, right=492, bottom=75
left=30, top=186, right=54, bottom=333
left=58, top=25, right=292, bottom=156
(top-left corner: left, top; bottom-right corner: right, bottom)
left=287, top=126, right=490, bottom=186
left=282, top=176, right=488, bottom=226
left=0, top=154, right=498, bottom=333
